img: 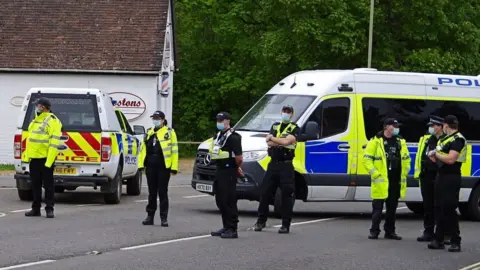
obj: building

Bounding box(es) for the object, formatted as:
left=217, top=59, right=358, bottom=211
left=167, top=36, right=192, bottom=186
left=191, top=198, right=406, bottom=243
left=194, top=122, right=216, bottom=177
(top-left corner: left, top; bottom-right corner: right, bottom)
left=0, top=0, right=176, bottom=163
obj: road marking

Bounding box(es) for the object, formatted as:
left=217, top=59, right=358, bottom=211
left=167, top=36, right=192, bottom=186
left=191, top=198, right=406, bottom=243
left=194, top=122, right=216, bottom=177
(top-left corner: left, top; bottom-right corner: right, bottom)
left=183, top=195, right=209, bottom=198
left=9, top=209, right=30, bottom=213
left=76, top=204, right=102, bottom=207
left=0, top=213, right=5, bottom=218
left=120, top=234, right=211, bottom=251
left=142, top=185, right=189, bottom=188
left=459, top=262, right=480, bottom=270
left=0, top=260, right=56, bottom=270
left=0, top=187, right=17, bottom=190
left=273, top=217, right=340, bottom=227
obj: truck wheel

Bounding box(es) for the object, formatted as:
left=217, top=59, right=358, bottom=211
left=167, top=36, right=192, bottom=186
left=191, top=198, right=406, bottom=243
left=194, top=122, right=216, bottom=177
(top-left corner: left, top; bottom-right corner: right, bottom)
left=406, top=202, right=424, bottom=215
left=127, top=170, right=142, bottom=196
left=273, top=188, right=295, bottom=219
left=465, top=186, right=480, bottom=221
left=104, top=165, right=123, bottom=204
left=18, top=189, right=33, bottom=201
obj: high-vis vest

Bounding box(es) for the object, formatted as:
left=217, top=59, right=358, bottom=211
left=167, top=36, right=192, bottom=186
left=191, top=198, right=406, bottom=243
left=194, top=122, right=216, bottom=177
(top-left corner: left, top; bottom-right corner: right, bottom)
left=272, top=122, right=297, bottom=150
left=139, top=126, right=179, bottom=171
left=209, top=129, right=235, bottom=160
left=22, top=112, right=63, bottom=168
left=363, top=135, right=411, bottom=200
left=414, top=134, right=431, bottom=179
left=436, top=132, right=467, bottom=163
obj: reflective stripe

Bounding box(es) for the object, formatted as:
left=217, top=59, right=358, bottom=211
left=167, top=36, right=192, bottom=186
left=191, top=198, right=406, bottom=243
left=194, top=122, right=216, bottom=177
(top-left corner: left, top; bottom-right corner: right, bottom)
left=171, top=150, right=178, bottom=153
left=364, top=154, right=382, bottom=160
left=32, top=130, right=47, bottom=135
left=164, top=154, right=171, bottom=159
left=29, top=138, right=49, bottom=144
left=402, top=156, right=410, bottom=160
left=369, top=168, right=376, bottom=174
left=371, top=178, right=385, bottom=183
left=51, top=135, right=62, bottom=140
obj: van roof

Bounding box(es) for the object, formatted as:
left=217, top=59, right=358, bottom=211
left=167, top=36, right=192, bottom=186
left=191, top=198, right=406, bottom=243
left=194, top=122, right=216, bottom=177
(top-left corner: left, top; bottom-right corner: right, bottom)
left=267, top=68, right=480, bottom=96
left=27, top=87, right=102, bottom=95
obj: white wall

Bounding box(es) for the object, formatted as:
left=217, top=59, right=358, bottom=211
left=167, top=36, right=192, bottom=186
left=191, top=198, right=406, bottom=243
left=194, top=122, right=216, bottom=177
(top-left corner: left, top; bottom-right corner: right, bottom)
left=0, top=72, right=163, bottom=164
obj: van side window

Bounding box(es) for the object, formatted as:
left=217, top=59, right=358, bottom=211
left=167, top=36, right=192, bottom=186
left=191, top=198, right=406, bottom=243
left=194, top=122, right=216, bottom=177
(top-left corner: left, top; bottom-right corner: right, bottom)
left=307, top=97, right=350, bottom=139
left=115, top=110, right=127, bottom=133
left=119, top=112, right=134, bottom=134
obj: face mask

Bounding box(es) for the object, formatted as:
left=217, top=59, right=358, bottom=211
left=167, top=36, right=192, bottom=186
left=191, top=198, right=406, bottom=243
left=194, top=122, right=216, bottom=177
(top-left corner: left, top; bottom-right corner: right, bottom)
left=428, top=127, right=435, bottom=135
left=281, top=113, right=291, bottom=122
left=443, top=126, right=447, bottom=134
left=35, top=107, right=41, bottom=114
left=392, top=128, right=399, bottom=136
left=216, top=122, right=225, bottom=130
left=152, top=120, right=161, bottom=127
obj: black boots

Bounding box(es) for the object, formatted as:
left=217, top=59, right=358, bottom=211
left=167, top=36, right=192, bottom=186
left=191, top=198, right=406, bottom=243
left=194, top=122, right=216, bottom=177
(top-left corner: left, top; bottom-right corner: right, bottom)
left=417, top=234, right=434, bottom=242
left=253, top=222, right=266, bottom=232
left=161, top=218, right=168, bottom=227
left=142, top=215, right=154, bottom=225
left=25, top=209, right=53, bottom=218
left=46, top=210, right=55, bottom=218
left=278, top=226, right=290, bottom=234
left=211, top=228, right=227, bottom=236
left=385, top=233, right=402, bottom=240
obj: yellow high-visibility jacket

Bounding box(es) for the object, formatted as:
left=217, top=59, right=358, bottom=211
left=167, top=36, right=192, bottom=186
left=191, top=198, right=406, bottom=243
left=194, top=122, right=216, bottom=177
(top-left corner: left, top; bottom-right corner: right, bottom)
left=139, top=126, right=179, bottom=171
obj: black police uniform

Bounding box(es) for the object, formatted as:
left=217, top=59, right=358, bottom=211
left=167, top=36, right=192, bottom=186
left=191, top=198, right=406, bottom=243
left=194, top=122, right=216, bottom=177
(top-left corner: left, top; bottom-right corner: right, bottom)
left=254, top=121, right=299, bottom=233
left=370, top=131, right=402, bottom=239
left=417, top=116, right=445, bottom=241
left=211, top=113, right=242, bottom=238
left=429, top=116, right=464, bottom=252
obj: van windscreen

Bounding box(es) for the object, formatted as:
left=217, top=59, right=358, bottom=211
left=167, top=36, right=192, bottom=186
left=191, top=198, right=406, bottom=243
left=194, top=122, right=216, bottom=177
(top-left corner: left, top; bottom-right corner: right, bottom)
left=22, top=93, right=101, bottom=132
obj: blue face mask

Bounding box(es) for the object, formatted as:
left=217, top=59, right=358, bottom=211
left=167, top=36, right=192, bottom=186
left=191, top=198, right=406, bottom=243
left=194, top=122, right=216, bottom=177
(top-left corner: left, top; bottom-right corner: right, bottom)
left=428, top=126, right=435, bottom=135
left=392, top=128, right=400, bottom=136
left=216, top=122, right=225, bottom=130
left=35, top=107, right=41, bottom=114
left=281, top=113, right=291, bottom=122
left=152, top=120, right=161, bottom=127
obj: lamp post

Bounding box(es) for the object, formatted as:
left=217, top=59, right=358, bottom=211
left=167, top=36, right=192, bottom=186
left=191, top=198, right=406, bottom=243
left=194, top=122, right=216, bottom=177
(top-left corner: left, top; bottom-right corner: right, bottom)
left=367, top=0, right=374, bottom=68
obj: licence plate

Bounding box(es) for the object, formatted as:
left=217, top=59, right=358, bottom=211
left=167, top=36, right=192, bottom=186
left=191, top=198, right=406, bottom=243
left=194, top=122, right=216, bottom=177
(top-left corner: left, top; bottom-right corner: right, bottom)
left=54, top=167, right=77, bottom=175
left=196, top=183, right=213, bottom=192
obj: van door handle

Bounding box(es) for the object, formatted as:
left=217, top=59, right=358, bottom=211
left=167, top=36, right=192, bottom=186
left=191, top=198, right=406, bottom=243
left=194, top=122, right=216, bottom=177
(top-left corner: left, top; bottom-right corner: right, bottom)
left=362, top=144, right=367, bottom=149
left=338, top=144, right=350, bottom=151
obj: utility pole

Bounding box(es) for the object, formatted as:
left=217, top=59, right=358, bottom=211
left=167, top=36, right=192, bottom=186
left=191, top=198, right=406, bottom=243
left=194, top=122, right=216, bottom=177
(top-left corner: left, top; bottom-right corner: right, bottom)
left=367, top=0, right=374, bottom=68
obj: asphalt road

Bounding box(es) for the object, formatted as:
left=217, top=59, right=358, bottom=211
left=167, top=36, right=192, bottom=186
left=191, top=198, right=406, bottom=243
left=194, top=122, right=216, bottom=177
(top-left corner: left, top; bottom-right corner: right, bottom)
left=0, top=174, right=478, bottom=270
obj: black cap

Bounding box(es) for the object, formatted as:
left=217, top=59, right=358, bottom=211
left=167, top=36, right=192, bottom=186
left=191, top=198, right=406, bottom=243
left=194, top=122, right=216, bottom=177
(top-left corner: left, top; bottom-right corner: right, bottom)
left=444, top=115, right=459, bottom=125
left=216, top=112, right=231, bottom=120
left=150, top=110, right=165, bottom=119
left=33, top=97, right=51, bottom=108
left=427, top=115, right=444, bottom=126
left=383, top=118, right=400, bottom=127
left=282, top=105, right=294, bottom=113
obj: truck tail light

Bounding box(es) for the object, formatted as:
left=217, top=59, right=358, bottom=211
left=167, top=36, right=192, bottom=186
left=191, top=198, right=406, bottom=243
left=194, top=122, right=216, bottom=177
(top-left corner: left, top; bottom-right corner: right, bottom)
left=14, top=134, right=22, bottom=159
left=101, top=136, right=112, bottom=162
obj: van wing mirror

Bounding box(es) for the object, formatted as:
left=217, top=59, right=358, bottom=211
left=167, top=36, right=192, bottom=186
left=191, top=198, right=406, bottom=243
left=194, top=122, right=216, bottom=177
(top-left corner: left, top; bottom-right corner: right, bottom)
left=133, top=125, right=146, bottom=135
left=299, top=121, right=319, bottom=141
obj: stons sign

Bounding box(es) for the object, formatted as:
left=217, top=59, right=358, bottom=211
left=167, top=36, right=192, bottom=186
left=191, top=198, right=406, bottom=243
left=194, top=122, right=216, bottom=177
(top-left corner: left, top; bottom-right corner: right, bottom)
left=108, top=92, right=147, bottom=121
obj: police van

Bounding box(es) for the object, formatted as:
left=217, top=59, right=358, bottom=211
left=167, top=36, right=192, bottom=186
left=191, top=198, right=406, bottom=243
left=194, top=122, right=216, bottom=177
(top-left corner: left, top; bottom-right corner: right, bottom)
left=14, top=88, right=146, bottom=204
left=192, top=68, right=480, bottom=221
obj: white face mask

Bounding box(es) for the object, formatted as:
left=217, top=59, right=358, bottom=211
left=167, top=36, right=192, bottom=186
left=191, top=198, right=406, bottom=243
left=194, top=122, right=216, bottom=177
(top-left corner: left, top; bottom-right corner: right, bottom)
left=428, top=127, right=435, bottom=135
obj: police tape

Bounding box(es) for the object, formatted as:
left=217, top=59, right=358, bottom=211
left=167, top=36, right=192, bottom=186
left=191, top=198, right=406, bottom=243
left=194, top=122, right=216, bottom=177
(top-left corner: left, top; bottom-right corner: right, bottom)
left=177, top=141, right=202, bottom=144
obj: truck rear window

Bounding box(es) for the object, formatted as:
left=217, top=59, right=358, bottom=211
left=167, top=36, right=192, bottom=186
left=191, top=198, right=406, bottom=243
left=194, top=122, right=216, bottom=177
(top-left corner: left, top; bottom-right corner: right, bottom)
left=22, top=93, right=101, bottom=132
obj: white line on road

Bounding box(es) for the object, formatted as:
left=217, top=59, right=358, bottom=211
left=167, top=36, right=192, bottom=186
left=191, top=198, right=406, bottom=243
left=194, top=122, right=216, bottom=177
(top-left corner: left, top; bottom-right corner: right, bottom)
left=0, top=260, right=56, bottom=270
left=0, top=213, right=5, bottom=218
left=142, top=185, right=189, bottom=188
left=76, top=204, right=102, bottom=207
left=273, top=217, right=340, bottom=227
left=120, top=235, right=211, bottom=251
left=9, top=209, right=30, bottom=213
left=0, top=187, right=17, bottom=190
left=459, top=262, right=480, bottom=270
left=183, top=195, right=209, bottom=198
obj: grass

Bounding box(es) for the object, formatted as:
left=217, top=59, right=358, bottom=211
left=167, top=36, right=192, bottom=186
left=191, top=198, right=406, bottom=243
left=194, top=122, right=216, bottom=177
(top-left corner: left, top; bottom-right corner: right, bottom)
left=0, top=164, right=14, bottom=171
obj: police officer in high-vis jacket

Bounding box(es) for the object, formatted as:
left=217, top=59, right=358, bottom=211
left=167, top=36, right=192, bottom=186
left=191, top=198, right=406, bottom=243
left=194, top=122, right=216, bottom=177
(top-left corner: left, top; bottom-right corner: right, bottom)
left=23, top=98, right=63, bottom=219
left=364, top=118, right=411, bottom=240
left=139, top=111, right=179, bottom=227
left=253, top=105, right=299, bottom=234
left=427, top=115, right=465, bottom=252
left=414, top=115, right=445, bottom=242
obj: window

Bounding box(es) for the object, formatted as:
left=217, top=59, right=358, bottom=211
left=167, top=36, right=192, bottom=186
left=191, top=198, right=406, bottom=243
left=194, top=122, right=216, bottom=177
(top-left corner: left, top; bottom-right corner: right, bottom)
left=119, top=112, right=134, bottom=134
left=235, top=94, right=316, bottom=132
left=306, top=97, right=350, bottom=139
left=23, top=93, right=101, bottom=132
left=115, top=110, right=127, bottom=133
left=362, top=97, right=480, bottom=142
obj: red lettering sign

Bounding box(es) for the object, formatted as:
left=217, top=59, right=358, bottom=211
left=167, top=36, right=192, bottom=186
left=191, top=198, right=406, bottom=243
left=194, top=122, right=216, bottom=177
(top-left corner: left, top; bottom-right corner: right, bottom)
left=108, top=92, right=147, bottom=121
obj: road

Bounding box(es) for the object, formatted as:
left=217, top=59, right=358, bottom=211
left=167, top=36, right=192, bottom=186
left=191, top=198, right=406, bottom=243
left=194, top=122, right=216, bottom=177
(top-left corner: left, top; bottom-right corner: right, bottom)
left=0, top=174, right=478, bottom=270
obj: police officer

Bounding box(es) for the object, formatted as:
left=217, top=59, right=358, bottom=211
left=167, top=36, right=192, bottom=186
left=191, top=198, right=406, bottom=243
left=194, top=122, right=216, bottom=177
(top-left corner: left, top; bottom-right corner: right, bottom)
left=364, top=118, right=411, bottom=240
left=427, top=115, right=465, bottom=252
left=210, top=112, right=243, bottom=239
left=24, top=97, right=63, bottom=218
left=252, top=105, right=299, bottom=234
left=139, top=111, right=179, bottom=227
left=415, top=115, right=445, bottom=242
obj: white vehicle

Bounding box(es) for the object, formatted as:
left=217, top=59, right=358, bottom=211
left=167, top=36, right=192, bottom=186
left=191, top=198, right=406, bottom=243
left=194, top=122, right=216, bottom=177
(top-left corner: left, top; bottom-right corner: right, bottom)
left=14, top=88, right=146, bottom=204
left=192, top=68, right=480, bottom=221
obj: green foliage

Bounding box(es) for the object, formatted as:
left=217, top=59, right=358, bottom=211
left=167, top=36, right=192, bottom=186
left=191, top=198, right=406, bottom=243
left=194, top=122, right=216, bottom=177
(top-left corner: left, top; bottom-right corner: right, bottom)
left=173, top=0, right=480, bottom=141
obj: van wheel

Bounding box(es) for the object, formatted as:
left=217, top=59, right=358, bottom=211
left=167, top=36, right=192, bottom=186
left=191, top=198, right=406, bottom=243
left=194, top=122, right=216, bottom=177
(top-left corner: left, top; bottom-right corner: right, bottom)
left=104, top=165, right=123, bottom=204
left=18, top=189, right=33, bottom=201
left=406, top=202, right=424, bottom=215
left=464, top=186, right=480, bottom=221
left=127, top=170, right=142, bottom=196
left=273, top=188, right=295, bottom=219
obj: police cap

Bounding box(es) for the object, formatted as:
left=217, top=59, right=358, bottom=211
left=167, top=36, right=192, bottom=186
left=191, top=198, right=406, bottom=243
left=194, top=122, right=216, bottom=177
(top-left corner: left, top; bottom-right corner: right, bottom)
left=150, top=110, right=165, bottom=119
left=444, top=115, right=459, bottom=125
left=383, top=118, right=401, bottom=127
left=281, top=105, right=294, bottom=113
left=427, top=115, right=444, bottom=126
left=216, top=112, right=231, bottom=120
left=33, top=97, right=51, bottom=108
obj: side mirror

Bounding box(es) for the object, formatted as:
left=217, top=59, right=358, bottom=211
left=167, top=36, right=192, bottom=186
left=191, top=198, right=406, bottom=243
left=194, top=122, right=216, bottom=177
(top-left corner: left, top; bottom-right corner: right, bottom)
left=133, top=125, right=146, bottom=135
left=299, top=121, right=319, bottom=141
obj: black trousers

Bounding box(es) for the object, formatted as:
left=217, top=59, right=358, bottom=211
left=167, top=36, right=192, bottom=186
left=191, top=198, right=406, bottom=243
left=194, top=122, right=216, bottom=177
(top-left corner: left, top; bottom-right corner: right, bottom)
left=145, top=161, right=171, bottom=220
left=434, top=173, right=461, bottom=244
left=370, top=181, right=400, bottom=234
left=257, top=161, right=295, bottom=227
left=30, top=158, right=54, bottom=212
left=214, top=167, right=239, bottom=230
left=420, top=170, right=437, bottom=236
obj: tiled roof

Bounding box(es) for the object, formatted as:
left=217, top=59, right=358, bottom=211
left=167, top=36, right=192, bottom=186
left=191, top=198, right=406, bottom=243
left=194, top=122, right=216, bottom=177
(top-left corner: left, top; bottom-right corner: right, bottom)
left=0, top=0, right=169, bottom=71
